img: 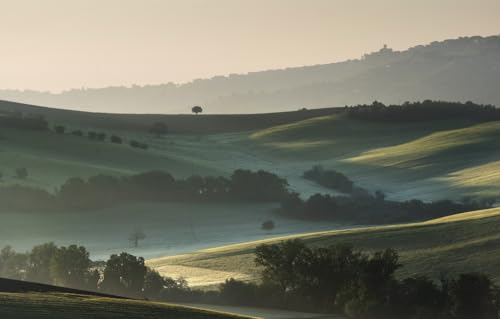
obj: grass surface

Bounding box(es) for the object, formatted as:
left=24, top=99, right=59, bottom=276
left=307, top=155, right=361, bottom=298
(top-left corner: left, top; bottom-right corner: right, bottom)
left=148, top=208, right=500, bottom=287
left=0, top=293, right=253, bottom=319
left=3, top=101, right=500, bottom=201
left=248, top=114, right=500, bottom=200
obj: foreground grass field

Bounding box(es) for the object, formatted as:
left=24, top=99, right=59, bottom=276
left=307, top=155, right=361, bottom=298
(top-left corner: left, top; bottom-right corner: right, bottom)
left=148, top=208, right=500, bottom=288
left=0, top=293, right=253, bottom=319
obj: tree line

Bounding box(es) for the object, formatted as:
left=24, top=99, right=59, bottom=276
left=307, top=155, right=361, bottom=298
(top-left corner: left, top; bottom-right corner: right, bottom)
left=298, top=165, right=492, bottom=224
left=0, top=111, right=48, bottom=130
left=303, top=165, right=355, bottom=193
left=0, top=167, right=490, bottom=224
left=0, top=243, right=185, bottom=298
left=0, top=169, right=289, bottom=212
left=2, top=240, right=497, bottom=318
left=345, top=100, right=499, bottom=122
left=217, top=239, right=499, bottom=319
left=280, top=191, right=490, bottom=224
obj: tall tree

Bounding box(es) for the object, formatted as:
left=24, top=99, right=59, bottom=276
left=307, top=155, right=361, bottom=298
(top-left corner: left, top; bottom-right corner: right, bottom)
left=101, top=252, right=147, bottom=297
left=50, top=245, right=91, bottom=289
left=26, top=242, right=58, bottom=283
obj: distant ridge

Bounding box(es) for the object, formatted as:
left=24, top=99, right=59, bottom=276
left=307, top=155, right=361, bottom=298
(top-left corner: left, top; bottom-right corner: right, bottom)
left=1, top=35, right=499, bottom=114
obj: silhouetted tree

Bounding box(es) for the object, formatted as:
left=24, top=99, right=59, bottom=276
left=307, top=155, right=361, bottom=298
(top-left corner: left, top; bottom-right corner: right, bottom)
left=86, top=269, right=101, bottom=291
left=26, top=242, right=58, bottom=283
left=71, top=130, right=83, bottom=137
left=255, top=239, right=309, bottom=293
left=129, top=228, right=146, bottom=247
left=0, top=246, right=28, bottom=280
left=449, top=273, right=498, bottom=319
left=192, top=105, right=203, bottom=115
left=50, top=245, right=91, bottom=289
left=110, top=135, right=123, bottom=144
left=143, top=268, right=166, bottom=299
left=101, top=252, right=147, bottom=297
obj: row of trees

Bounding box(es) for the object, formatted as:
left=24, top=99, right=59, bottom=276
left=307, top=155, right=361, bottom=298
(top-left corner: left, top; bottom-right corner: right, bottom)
left=0, top=112, right=48, bottom=130
left=0, top=243, right=185, bottom=298
left=0, top=169, right=289, bottom=212
left=219, top=240, right=499, bottom=319
left=345, top=100, right=499, bottom=122
left=303, top=165, right=354, bottom=193
left=280, top=191, right=491, bottom=224
left=0, top=166, right=490, bottom=224
left=53, top=125, right=151, bottom=150
left=2, top=240, right=497, bottom=318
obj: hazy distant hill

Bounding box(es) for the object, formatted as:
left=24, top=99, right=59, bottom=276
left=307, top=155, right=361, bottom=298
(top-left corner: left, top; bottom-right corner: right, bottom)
left=2, top=35, right=499, bottom=113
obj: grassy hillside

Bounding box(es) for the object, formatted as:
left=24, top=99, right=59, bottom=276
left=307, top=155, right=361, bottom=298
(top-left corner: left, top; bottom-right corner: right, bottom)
left=148, top=207, right=500, bottom=287
left=0, top=100, right=340, bottom=134
left=3, top=103, right=500, bottom=200
left=248, top=114, right=500, bottom=200
left=0, top=293, right=253, bottom=319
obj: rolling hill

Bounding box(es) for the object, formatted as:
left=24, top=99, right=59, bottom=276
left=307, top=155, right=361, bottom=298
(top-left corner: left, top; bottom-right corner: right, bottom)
left=1, top=35, right=499, bottom=114
left=0, top=277, right=253, bottom=319
left=2, top=99, right=500, bottom=200
left=0, top=293, right=253, bottom=319
left=147, top=207, right=500, bottom=288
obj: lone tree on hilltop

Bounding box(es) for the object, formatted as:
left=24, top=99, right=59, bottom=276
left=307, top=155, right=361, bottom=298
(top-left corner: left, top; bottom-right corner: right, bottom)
left=192, top=105, right=203, bottom=115
left=129, top=227, right=146, bottom=248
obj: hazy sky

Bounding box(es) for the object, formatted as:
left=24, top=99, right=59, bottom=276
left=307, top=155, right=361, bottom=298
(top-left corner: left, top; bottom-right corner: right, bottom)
left=1, top=0, right=499, bottom=92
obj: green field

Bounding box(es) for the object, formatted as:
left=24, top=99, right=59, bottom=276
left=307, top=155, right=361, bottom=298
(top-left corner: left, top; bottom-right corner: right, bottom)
left=0, top=293, right=253, bottom=319
left=3, top=101, right=500, bottom=201
left=4, top=101, right=500, bottom=291
left=148, top=207, right=500, bottom=287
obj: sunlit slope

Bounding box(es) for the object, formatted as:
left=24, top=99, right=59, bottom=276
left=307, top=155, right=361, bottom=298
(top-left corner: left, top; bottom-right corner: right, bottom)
left=249, top=115, right=500, bottom=200
left=149, top=208, right=500, bottom=286
left=0, top=293, right=253, bottom=319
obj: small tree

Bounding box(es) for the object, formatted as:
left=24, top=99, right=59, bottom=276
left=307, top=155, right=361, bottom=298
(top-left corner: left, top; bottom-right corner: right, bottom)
left=15, top=168, right=28, bottom=179
left=129, top=228, right=146, bottom=247
left=261, top=220, right=275, bottom=232
left=192, top=106, right=203, bottom=115
left=110, top=135, right=123, bottom=144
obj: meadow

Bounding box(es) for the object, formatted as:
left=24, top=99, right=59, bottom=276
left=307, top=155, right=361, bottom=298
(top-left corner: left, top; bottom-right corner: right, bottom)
left=3, top=100, right=500, bottom=291
left=0, top=202, right=344, bottom=260
left=148, top=207, right=500, bottom=288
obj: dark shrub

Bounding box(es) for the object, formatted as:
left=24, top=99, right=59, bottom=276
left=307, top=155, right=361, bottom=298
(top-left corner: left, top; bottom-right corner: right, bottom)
left=110, top=135, right=123, bottom=144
